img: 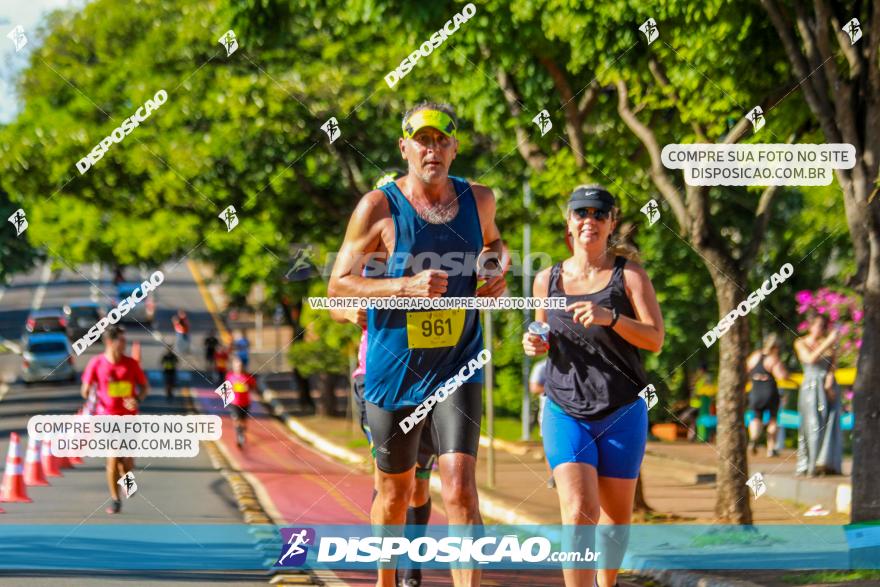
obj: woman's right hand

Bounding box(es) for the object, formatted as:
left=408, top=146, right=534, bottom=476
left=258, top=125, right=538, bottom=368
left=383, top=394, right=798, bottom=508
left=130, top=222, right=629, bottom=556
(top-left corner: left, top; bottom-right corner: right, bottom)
left=522, top=332, right=549, bottom=357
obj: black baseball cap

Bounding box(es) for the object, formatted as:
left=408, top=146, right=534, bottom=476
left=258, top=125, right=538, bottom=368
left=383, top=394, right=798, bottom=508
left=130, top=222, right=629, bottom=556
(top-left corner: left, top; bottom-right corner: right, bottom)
left=567, top=186, right=616, bottom=212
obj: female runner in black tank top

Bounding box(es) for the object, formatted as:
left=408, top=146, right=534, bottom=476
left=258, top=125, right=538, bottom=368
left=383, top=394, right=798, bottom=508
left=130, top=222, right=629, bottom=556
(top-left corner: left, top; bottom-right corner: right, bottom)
left=745, top=333, right=789, bottom=457
left=522, top=185, right=664, bottom=587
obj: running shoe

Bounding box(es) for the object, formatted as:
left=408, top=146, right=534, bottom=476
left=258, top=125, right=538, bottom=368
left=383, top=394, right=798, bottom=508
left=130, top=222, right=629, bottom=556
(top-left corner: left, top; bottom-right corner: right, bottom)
left=398, top=569, right=422, bottom=586
left=106, top=499, right=122, bottom=514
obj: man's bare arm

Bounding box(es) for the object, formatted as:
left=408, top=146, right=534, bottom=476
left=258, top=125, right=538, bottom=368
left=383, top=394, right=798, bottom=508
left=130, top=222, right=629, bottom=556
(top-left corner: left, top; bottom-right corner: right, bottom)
left=471, top=183, right=507, bottom=297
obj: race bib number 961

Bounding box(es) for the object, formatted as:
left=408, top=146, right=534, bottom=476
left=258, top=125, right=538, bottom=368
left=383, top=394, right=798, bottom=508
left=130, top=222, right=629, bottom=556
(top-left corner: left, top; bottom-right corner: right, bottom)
left=406, top=309, right=465, bottom=349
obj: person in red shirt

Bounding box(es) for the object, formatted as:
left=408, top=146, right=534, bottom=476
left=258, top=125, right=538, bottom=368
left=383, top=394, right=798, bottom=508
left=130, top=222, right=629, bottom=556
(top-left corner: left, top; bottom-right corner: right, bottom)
left=80, top=325, right=149, bottom=514
left=213, top=345, right=229, bottom=384
left=171, top=309, right=191, bottom=355
left=225, top=356, right=256, bottom=448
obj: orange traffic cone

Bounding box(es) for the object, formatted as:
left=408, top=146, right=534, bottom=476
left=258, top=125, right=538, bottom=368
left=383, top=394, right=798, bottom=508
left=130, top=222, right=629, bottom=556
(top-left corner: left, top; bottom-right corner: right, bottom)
left=0, top=433, right=32, bottom=502
left=68, top=417, right=83, bottom=466
left=24, top=437, right=49, bottom=486
left=132, top=341, right=141, bottom=364
left=41, top=438, right=63, bottom=478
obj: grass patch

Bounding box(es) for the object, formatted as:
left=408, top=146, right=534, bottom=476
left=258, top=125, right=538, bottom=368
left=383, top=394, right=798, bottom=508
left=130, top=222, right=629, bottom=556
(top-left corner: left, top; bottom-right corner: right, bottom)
left=346, top=437, right=370, bottom=450
left=781, top=570, right=880, bottom=584
left=481, top=415, right=541, bottom=442
left=690, top=529, right=783, bottom=548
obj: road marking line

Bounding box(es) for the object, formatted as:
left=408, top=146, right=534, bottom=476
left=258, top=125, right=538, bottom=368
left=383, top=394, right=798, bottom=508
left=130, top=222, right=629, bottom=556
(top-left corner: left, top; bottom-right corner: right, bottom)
left=31, top=262, right=52, bottom=312
left=186, top=260, right=232, bottom=345
left=90, top=262, right=100, bottom=302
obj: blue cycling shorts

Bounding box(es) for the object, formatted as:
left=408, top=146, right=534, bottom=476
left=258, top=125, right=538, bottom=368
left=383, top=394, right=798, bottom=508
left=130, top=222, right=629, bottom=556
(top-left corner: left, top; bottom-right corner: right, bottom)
left=542, top=397, right=647, bottom=479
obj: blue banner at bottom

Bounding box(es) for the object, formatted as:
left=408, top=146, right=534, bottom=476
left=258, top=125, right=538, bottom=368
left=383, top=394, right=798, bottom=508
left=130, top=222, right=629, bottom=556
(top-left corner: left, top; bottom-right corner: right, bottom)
left=0, top=524, right=878, bottom=571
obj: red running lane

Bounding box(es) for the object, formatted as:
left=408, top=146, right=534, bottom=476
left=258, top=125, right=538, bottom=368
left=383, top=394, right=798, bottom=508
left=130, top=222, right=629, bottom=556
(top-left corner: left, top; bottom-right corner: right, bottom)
left=191, top=387, right=374, bottom=525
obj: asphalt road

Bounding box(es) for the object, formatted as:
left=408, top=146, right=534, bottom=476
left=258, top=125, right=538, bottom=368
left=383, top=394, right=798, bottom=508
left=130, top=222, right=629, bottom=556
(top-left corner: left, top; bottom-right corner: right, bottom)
left=0, top=261, right=271, bottom=585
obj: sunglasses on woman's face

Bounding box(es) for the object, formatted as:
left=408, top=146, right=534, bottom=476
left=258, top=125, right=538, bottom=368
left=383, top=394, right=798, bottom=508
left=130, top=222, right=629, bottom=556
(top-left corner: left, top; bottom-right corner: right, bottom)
left=571, top=208, right=610, bottom=221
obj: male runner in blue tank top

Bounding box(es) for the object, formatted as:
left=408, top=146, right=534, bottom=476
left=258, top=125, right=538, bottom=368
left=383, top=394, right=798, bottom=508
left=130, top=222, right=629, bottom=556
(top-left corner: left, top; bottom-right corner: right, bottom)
left=329, top=102, right=506, bottom=587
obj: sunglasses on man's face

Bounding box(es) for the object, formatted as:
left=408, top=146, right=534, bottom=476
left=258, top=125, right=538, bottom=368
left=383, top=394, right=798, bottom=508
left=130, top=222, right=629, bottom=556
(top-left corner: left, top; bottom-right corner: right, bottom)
left=571, top=208, right=610, bottom=221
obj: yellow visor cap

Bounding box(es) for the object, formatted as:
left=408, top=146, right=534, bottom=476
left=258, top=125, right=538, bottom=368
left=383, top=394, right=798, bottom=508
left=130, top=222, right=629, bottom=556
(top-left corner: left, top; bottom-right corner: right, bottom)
left=402, top=109, right=457, bottom=139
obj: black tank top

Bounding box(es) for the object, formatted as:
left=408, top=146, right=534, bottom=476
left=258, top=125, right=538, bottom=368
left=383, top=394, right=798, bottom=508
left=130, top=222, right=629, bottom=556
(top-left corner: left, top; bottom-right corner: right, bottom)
left=544, top=256, right=648, bottom=420
left=749, top=354, right=778, bottom=395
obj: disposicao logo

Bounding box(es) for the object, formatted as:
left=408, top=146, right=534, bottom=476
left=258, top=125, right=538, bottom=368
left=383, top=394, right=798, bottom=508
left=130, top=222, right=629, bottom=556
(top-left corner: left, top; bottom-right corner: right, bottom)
left=275, top=527, right=315, bottom=567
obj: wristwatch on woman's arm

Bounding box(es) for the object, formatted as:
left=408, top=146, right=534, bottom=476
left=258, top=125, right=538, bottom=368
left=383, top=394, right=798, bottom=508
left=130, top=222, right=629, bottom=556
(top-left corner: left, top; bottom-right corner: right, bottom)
left=608, top=307, right=620, bottom=328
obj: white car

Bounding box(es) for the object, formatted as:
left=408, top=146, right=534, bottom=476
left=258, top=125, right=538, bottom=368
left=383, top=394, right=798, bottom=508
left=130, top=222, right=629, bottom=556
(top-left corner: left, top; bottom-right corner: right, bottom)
left=22, top=332, right=76, bottom=384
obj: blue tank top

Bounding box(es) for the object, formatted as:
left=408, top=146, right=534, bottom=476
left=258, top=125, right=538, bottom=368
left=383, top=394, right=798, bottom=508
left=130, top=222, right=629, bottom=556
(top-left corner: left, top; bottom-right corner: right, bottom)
left=544, top=256, right=648, bottom=420
left=364, top=176, right=485, bottom=409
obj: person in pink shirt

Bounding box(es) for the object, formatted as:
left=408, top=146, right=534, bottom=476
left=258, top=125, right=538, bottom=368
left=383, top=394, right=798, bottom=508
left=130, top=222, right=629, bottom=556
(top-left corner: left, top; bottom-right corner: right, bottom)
left=80, top=325, right=149, bottom=514
left=225, top=356, right=256, bottom=448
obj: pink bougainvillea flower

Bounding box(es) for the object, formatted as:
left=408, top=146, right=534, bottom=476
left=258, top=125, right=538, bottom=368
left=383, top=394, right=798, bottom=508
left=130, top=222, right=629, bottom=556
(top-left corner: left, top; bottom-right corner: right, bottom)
left=796, top=291, right=813, bottom=305
left=856, top=339, right=863, bottom=349
left=853, top=310, right=864, bottom=322
left=798, top=321, right=809, bottom=332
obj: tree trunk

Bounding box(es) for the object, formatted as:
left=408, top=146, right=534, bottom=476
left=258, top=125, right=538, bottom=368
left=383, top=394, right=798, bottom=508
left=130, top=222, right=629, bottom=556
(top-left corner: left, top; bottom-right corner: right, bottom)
left=633, top=475, right=652, bottom=513
left=709, top=271, right=753, bottom=524
left=312, top=373, right=337, bottom=417
left=851, top=180, right=880, bottom=522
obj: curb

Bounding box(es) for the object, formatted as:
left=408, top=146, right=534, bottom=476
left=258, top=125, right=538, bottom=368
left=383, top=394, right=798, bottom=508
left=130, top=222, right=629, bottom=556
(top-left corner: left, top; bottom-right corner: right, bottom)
left=636, top=569, right=765, bottom=587
left=183, top=388, right=273, bottom=525
left=262, top=389, right=368, bottom=467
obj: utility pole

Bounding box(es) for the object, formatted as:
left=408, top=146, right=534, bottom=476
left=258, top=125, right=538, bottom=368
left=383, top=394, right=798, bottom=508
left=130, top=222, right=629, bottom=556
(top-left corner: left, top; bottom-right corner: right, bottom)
left=485, top=310, right=495, bottom=488
left=522, top=180, right=533, bottom=441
